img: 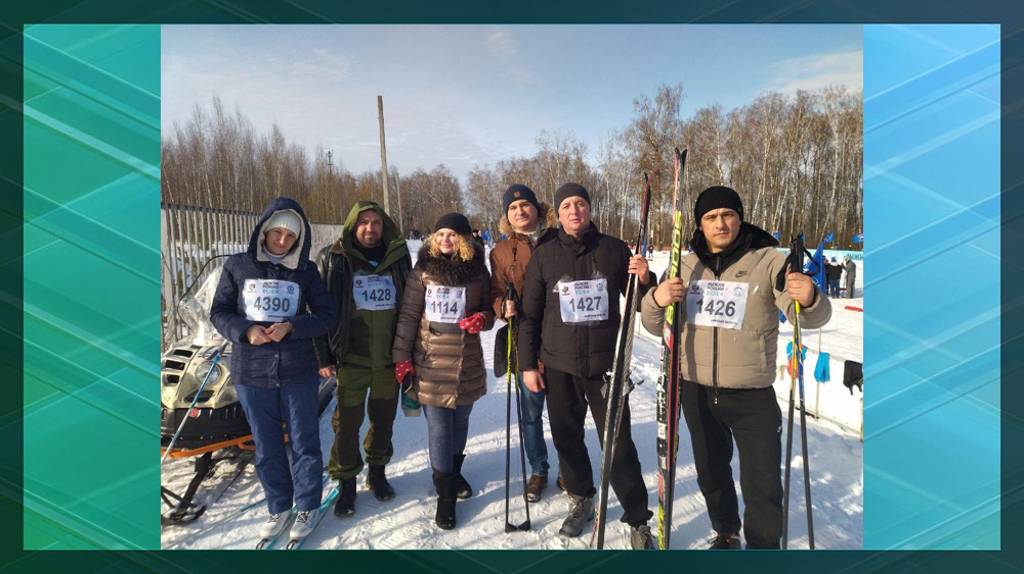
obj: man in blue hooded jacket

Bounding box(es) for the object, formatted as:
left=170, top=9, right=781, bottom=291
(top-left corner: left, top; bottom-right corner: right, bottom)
left=210, top=197, right=337, bottom=543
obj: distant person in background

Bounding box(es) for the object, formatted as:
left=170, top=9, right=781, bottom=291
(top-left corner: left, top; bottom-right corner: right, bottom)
left=843, top=255, right=857, bottom=298
left=826, top=257, right=842, bottom=298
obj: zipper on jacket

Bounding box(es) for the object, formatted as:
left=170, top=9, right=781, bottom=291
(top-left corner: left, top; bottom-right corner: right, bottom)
left=712, top=257, right=721, bottom=405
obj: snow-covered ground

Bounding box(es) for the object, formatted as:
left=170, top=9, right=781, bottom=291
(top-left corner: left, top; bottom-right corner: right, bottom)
left=161, top=245, right=863, bottom=550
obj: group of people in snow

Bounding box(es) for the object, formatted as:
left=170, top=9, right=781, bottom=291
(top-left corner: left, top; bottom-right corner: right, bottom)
left=209, top=181, right=832, bottom=549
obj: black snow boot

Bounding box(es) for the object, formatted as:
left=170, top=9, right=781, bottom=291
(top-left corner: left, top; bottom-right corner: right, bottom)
left=709, top=533, right=741, bottom=549
left=433, top=470, right=457, bottom=530
left=333, top=477, right=357, bottom=518
left=452, top=453, right=473, bottom=499
left=366, top=465, right=396, bottom=501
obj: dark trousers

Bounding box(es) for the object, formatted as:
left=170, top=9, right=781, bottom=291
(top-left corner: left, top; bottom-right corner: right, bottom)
left=328, top=395, right=398, bottom=480
left=545, top=368, right=652, bottom=527
left=680, top=379, right=783, bottom=548
left=236, top=380, right=324, bottom=514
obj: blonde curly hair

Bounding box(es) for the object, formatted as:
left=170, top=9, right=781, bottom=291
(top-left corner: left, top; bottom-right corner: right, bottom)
left=426, top=230, right=476, bottom=261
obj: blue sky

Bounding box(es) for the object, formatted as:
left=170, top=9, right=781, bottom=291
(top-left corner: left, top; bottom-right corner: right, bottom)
left=162, top=25, right=862, bottom=184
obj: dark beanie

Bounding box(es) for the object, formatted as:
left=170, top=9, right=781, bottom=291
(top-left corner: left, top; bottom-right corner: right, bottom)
left=554, top=183, right=591, bottom=209
left=694, top=185, right=744, bottom=222
left=502, top=184, right=540, bottom=214
left=434, top=212, right=472, bottom=235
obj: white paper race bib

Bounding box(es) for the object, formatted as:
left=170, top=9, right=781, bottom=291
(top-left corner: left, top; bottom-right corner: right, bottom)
left=685, top=280, right=748, bottom=329
left=353, top=274, right=397, bottom=311
left=558, top=278, right=610, bottom=323
left=243, top=279, right=300, bottom=322
left=424, top=285, right=466, bottom=323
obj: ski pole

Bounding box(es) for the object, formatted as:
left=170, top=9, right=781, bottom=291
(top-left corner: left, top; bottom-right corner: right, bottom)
left=503, top=285, right=530, bottom=532
left=162, top=343, right=227, bottom=463
left=509, top=315, right=531, bottom=532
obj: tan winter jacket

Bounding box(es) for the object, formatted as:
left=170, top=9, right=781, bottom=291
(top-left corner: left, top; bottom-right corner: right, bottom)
left=641, top=241, right=831, bottom=391
left=392, top=243, right=494, bottom=408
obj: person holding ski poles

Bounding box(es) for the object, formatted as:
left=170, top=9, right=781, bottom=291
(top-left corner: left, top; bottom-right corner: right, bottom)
left=209, top=197, right=338, bottom=545
left=313, top=201, right=412, bottom=518
left=518, top=183, right=657, bottom=549
left=640, top=185, right=831, bottom=549
left=489, top=184, right=558, bottom=502
left=392, top=212, right=494, bottom=530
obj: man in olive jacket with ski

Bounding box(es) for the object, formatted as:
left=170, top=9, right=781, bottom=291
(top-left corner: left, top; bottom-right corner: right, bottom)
left=640, top=185, right=831, bottom=549
left=314, top=201, right=412, bottom=518
left=518, top=182, right=657, bottom=550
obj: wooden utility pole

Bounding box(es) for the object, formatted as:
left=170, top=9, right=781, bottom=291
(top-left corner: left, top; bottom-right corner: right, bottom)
left=394, top=168, right=404, bottom=234
left=377, top=95, right=391, bottom=213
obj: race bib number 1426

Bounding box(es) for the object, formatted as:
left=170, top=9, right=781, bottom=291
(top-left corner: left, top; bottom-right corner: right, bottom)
left=685, top=280, right=748, bottom=329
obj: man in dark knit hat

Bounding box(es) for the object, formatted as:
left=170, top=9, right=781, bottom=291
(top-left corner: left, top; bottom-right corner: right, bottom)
left=489, top=184, right=558, bottom=502
left=639, top=185, right=831, bottom=549
left=518, top=182, right=658, bottom=549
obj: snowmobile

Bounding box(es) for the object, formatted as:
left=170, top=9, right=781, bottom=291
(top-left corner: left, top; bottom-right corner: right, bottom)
left=160, top=258, right=335, bottom=526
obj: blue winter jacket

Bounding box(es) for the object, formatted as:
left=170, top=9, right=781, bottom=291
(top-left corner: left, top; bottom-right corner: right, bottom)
left=210, top=197, right=338, bottom=388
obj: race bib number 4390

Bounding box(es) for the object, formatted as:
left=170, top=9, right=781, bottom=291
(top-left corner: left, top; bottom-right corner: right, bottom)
left=425, top=285, right=466, bottom=323
left=558, top=278, right=610, bottom=323
left=685, top=280, right=748, bottom=329
left=243, top=279, right=300, bottom=322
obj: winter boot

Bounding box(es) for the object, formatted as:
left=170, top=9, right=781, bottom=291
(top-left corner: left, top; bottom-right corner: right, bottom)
left=525, top=473, right=547, bottom=503
left=433, top=470, right=457, bottom=530
left=366, top=465, right=396, bottom=501
left=630, top=523, right=656, bottom=550
left=558, top=493, right=595, bottom=538
left=709, top=533, right=741, bottom=549
left=452, top=453, right=473, bottom=499
left=333, top=477, right=357, bottom=518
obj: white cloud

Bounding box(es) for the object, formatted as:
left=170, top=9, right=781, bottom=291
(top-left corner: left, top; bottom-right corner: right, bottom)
left=483, top=26, right=537, bottom=88
left=763, top=48, right=863, bottom=94
left=485, top=27, right=517, bottom=58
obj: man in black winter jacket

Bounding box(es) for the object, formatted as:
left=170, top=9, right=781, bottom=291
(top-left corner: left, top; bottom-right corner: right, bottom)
left=518, top=182, right=657, bottom=549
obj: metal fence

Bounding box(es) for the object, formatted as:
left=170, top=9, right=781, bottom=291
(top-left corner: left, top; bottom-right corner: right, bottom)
left=160, top=203, right=342, bottom=346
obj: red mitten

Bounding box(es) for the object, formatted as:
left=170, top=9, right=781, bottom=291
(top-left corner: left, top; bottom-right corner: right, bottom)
left=395, top=360, right=415, bottom=385
left=458, top=312, right=485, bottom=335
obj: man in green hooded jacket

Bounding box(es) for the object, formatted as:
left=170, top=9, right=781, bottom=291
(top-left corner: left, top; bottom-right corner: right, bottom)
left=314, top=201, right=412, bottom=517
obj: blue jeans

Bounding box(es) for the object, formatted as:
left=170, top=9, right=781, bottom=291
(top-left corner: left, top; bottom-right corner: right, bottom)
left=236, top=380, right=323, bottom=514
left=517, top=379, right=551, bottom=477
left=422, top=403, right=474, bottom=473
left=828, top=279, right=841, bottom=298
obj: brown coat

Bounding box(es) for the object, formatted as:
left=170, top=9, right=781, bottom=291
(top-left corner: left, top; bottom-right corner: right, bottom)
left=488, top=228, right=555, bottom=318
left=392, top=242, right=495, bottom=408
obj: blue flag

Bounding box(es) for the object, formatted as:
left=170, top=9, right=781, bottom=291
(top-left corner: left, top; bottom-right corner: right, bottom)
left=772, top=231, right=781, bottom=241
left=852, top=233, right=863, bottom=245
left=824, top=231, right=834, bottom=244
left=802, top=239, right=826, bottom=290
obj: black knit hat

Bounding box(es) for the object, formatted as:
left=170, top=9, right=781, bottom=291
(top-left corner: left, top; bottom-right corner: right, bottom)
left=502, top=184, right=540, bottom=214
left=554, top=183, right=591, bottom=209
left=694, top=185, right=744, bottom=222
left=434, top=212, right=472, bottom=235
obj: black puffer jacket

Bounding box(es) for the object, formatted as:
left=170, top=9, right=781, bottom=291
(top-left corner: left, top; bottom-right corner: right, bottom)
left=518, top=223, right=655, bottom=378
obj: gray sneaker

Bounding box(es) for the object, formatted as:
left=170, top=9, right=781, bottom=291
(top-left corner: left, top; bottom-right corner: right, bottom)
left=558, top=493, right=595, bottom=537
left=630, top=523, right=656, bottom=550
